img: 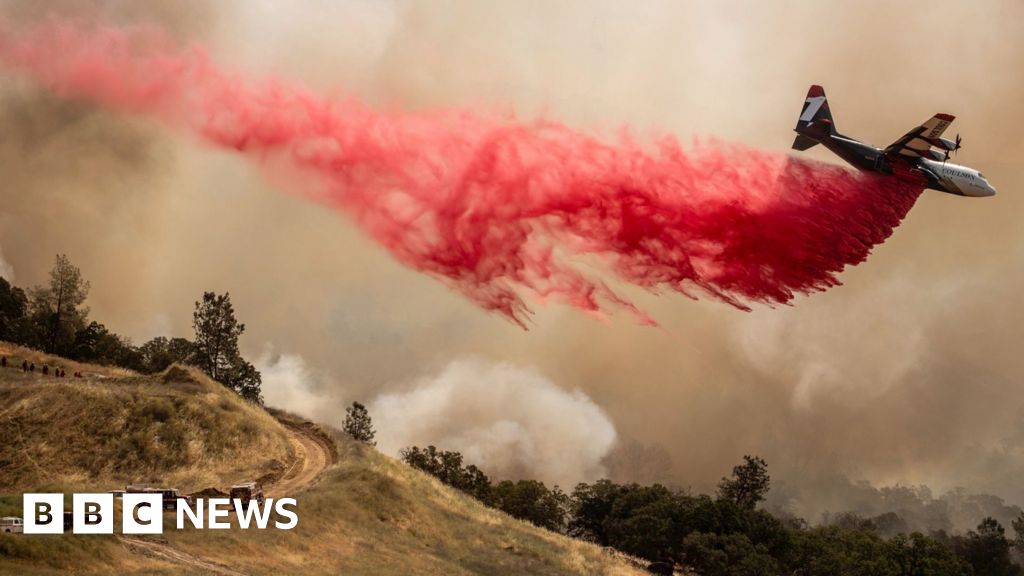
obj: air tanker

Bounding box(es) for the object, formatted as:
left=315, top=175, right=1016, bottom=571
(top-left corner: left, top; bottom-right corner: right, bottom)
left=792, top=85, right=996, bottom=197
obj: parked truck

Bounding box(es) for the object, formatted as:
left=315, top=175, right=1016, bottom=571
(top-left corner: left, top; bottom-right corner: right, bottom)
left=0, top=517, right=23, bottom=533
left=229, top=481, right=265, bottom=506
left=125, top=485, right=194, bottom=510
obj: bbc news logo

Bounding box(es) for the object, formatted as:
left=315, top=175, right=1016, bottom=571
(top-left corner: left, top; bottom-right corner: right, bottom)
left=23, top=493, right=298, bottom=534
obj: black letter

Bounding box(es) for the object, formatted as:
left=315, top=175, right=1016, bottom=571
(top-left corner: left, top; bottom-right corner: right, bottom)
left=84, top=502, right=102, bottom=525
left=35, top=502, right=52, bottom=525
left=133, top=502, right=152, bottom=526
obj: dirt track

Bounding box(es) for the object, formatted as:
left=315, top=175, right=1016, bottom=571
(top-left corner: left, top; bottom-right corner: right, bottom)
left=268, top=422, right=334, bottom=497
left=118, top=417, right=335, bottom=575
left=120, top=536, right=249, bottom=576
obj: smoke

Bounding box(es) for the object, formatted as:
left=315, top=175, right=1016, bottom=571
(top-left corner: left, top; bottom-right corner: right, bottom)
left=736, top=275, right=948, bottom=410
left=765, top=474, right=1024, bottom=535
left=0, top=243, right=13, bottom=280
left=0, top=22, right=920, bottom=327
left=254, top=347, right=345, bottom=424
left=371, top=359, right=617, bottom=488
left=603, top=438, right=676, bottom=487
left=253, top=351, right=618, bottom=487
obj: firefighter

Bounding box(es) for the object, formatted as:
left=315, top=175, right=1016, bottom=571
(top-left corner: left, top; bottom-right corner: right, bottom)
left=22, top=360, right=28, bottom=371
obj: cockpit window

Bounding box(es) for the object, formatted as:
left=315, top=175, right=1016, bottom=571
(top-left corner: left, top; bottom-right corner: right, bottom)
left=978, top=172, right=985, bottom=179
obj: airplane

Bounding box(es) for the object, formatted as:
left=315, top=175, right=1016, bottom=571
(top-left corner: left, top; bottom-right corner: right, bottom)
left=791, top=85, right=996, bottom=197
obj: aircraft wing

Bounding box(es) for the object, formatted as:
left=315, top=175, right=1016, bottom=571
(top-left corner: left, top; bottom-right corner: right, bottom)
left=884, top=113, right=956, bottom=159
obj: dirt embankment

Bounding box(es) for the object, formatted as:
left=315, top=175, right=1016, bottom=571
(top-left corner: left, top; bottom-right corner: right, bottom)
left=266, top=420, right=337, bottom=497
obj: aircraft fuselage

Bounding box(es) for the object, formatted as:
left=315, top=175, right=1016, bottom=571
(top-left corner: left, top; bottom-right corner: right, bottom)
left=814, top=132, right=996, bottom=197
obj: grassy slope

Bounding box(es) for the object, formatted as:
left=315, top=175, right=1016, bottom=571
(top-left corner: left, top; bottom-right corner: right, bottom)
left=0, top=342, right=292, bottom=493
left=161, top=432, right=645, bottom=576
left=0, top=345, right=645, bottom=576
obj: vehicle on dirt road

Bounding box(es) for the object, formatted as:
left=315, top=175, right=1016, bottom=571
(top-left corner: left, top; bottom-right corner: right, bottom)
left=126, top=485, right=194, bottom=510
left=229, top=481, right=265, bottom=506
left=1, top=517, right=23, bottom=533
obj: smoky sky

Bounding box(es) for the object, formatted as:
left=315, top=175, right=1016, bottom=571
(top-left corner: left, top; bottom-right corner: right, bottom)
left=2, top=0, right=1023, bottom=524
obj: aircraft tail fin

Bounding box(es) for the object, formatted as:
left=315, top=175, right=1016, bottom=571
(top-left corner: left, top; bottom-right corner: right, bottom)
left=793, top=85, right=836, bottom=149
left=791, top=134, right=819, bottom=151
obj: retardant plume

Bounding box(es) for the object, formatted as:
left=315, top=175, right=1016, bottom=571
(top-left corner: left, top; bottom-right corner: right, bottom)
left=0, top=22, right=922, bottom=326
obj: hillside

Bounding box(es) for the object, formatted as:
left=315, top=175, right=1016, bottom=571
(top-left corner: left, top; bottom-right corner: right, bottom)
left=0, top=342, right=293, bottom=493
left=0, top=345, right=647, bottom=576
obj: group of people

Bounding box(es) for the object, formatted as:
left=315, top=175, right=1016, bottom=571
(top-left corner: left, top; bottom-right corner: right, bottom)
left=1, top=355, right=83, bottom=378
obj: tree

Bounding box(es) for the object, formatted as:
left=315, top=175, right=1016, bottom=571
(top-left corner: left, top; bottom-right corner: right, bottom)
left=888, top=533, right=972, bottom=576
left=1012, top=511, right=1024, bottom=553
left=569, top=479, right=627, bottom=545
left=460, top=464, right=494, bottom=504
left=192, top=292, right=244, bottom=383
left=225, top=359, right=263, bottom=404
left=138, top=336, right=196, bottom=373
left=30, top=254, right=90, bottom=354
left=1012, top=512, right=1024, bottom=568
left=682, top=532, right=781, bottom=576
left=190, top=291, right=262, bottom=403
left=70, top=321, right=144, bottom=370
left=718, top=455, right=770, bottom=510
left=0, top=276, right=28, bottom=343
left=871, top=511, right=910, bottom=538
left=783, top=525, right=893, bottom=576
left=491, top=480, right=569, bottom=532
left=400, top=445, right=493, bottom=503
left=342, top=401, right=376, bottom=446
left=956, top=517, right=1020, bottom=576
left=70, top=321, right=110, bottom=361
left=602, top=483, right=688, bottom=562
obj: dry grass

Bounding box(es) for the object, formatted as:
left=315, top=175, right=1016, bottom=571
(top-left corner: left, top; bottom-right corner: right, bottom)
left=0, top=341, right=135, bottom=379
left=0, top=342, right=292, bottom=493
left=157, top=432, right=647, bottom=576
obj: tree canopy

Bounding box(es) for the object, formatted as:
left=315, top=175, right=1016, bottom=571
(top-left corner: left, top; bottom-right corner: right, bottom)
left=718, top=455, right=770, bottom=510
left=29, top=254, right=90, bottom=355
left=342, top=401, right=377, bottom=446
left=191, top=291, right=262, bottom=403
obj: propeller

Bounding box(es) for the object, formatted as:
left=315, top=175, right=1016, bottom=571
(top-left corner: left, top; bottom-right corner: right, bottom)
left=942, top=134, right=962, bottom=163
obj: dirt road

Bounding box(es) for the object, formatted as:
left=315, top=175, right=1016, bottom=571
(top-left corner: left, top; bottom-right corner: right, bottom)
left=267, top=422, right=334, bottom=497
left=118, top=417, right=335, bottom=575
left=120, top=536, right=249, bottom=576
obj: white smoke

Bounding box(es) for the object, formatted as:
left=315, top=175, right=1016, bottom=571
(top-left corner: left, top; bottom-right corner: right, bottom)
left=371, top=359, right=618, bottom=488
left=254, top=346, right=345, bottom=423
